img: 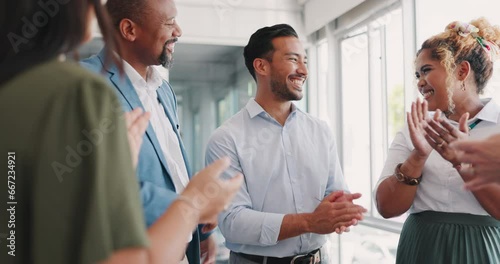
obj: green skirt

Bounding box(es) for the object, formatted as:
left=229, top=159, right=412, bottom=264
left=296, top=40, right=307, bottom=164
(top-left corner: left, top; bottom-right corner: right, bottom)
left=396, top=211, right=500, bottom=264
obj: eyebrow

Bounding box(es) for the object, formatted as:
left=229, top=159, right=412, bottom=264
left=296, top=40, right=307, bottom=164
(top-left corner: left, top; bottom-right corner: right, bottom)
left=161, top=15, right=176, bottom=23
left=419, top=64, right=432, bottom=71
left=285, top=52, right=307, bottom=60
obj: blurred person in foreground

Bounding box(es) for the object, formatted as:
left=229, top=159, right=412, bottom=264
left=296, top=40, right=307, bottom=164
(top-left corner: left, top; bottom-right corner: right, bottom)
left=81, top=0, right=219, bottom=261
left=449, top=133, right=500, bottom=190
left=0, top=0, right=242, bottom=263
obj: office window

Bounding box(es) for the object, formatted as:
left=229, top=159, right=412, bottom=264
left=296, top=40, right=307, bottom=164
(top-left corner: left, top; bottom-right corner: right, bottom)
left=340, top=27, right=371, bottom=211
left=339, top=8, right=405, bottom=220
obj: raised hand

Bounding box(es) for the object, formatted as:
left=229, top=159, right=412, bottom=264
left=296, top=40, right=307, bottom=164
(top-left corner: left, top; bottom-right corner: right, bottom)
left=407, top=99, right=432, bottom=157
left=449, top=133, right=500, bottom=190
left=124, top=108, right=151, bottom=168
left=423, top=110, right=469, bottom=166
left=179, top=157, right=243, bottom=224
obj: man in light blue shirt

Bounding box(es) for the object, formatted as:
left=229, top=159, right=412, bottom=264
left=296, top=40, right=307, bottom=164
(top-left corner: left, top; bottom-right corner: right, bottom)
left=205, top=24, right=367, bottom=264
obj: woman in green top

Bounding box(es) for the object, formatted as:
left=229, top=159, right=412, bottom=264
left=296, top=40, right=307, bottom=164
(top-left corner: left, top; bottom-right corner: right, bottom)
left=0, top=1, right=242, bottom=264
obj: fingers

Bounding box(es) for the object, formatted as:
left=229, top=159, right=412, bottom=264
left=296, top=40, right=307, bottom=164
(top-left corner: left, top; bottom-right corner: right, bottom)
left=135, top=112, right=151, bottom=137
left=416, top=98, right=424, bottom=121
left=202, top=223, right=217, bottom=233
left=407, top=112, right=415, bottom=132
left=438, top=119, right=460, bottom=139
left=411, top=102, right=419, bottom=126
left=336, top=192, right=362, bottom=202
left=199, top=157, right=231, bottom=180
left=423, top=100, right=429, bottom=121
left=345, top=192, right=362, bottom=201
left=463, top=176, right=491, bottom=191
left=458, top=112, right=470, bottom=134
left=426, top=119, right=453, bottom=143
left=125, top=107, right=144, bottom=129
left=454, top=150, right=484, bottom=164
left=331, top=202, right=367, bottom=215
left=449, top=140, right=481, bottom=154
left=325, top=190, right=345, bottom=202
left=433, top=109, right=441, bottom=121
left=125, top=109, right=150, bottom=141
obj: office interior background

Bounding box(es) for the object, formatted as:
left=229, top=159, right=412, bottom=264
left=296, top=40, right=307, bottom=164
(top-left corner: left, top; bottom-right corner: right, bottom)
left=79, top=0, right=500, bottom=263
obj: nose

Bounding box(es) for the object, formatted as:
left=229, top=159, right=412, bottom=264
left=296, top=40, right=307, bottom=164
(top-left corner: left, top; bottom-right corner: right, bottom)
left=173, top=21, right=182, bottom=38
left=417, top=76, right=426, bottom=89
left=297, top=60, right=308, bottom=77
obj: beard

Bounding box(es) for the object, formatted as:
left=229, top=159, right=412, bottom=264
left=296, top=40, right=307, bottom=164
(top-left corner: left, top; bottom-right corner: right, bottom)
left=270, top=72, right=303, bottom=101
left=158, top=38, right=178, bottom=69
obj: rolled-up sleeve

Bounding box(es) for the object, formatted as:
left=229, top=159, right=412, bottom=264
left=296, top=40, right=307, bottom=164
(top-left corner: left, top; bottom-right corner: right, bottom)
left=205, top=128, right=285, bottom=246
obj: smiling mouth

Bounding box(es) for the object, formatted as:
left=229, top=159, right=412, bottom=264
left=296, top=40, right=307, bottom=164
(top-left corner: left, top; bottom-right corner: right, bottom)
left=165, top=38, right=178, bottom=53
left=421, top=89, right=434, bottom=99
left=289, top=77, right=305, bottom=90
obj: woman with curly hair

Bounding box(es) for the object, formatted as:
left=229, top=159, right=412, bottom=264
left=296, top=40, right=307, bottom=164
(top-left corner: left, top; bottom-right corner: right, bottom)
left=375, top=17, right=500, bottom=264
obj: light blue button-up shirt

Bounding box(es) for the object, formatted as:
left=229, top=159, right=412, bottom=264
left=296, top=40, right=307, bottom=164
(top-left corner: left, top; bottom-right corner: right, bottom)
left=205, top=99, right=349, bottom=257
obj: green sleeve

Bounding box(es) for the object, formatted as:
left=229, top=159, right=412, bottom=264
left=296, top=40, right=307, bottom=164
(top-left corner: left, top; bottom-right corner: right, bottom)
left=31, top=76, right=149, bottom=264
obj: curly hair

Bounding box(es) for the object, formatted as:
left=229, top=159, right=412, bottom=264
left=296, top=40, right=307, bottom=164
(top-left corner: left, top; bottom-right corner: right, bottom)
left=416, top=17, right=500, bottom=113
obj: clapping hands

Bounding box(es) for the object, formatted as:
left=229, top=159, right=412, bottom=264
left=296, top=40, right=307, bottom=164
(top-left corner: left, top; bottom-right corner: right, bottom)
left=408, top=99, right=469, bottom=166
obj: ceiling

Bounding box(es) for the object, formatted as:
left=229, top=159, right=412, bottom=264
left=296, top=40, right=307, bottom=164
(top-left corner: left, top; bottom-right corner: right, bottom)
left=78, top=38, right=243, bottom=83
left=169, top=43, right=243, bottom=83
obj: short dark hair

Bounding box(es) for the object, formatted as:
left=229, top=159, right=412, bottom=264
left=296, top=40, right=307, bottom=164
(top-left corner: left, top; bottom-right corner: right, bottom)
left=106, top=0, right=153, bottom=28
left=0, top=0, right=119, bottom=85
left=243, top=24, right=298, bottom=80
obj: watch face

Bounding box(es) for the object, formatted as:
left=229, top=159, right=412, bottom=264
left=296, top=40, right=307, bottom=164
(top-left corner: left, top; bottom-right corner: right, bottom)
left=395, top=172, right=404, bottom=182
left=409, top=178, right=419, bottom=185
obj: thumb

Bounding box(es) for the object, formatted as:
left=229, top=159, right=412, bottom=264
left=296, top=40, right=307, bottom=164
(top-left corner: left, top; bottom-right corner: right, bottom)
left=458, top=112, right=469, bottom=134
left=433, top=109, right=442, bottom=121
left=325, top=190, right=344, bottom=202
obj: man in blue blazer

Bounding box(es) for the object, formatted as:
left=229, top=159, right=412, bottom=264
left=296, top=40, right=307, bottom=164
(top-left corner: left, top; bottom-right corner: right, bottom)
left=81, top=0, right=215, bottom=263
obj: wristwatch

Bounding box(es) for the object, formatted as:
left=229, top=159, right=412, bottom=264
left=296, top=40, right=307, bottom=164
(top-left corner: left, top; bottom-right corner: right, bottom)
left=394, top=163, right=422, bottom=186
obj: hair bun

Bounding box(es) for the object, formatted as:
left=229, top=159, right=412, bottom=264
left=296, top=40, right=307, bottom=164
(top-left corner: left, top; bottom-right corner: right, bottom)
left=446, top=21, right=480, bottom=37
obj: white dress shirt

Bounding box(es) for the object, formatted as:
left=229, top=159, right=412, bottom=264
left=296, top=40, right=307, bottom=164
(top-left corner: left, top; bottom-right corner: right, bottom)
left=122, top=60, right=189, bottom=193
left=376, top=98, right=500, bottom=215
left=205, top=99, right=349, bottom=257
left=122, top=61, right=192, bottom=263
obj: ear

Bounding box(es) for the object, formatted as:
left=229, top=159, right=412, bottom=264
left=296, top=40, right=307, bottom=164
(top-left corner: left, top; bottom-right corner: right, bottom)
left=118, top=19, right=138, bottom=42
left=253, top=58, right=270, bottom=78
left=456, top=60, right=471, bottom=81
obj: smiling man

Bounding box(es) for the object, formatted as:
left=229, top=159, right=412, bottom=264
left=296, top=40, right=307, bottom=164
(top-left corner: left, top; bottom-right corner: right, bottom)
left=81, top=0, right=217, bottom=263
left=205, top=24, right=366, bottom=264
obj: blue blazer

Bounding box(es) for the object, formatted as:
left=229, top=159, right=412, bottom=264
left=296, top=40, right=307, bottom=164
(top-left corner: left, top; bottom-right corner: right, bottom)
left=81, top=49, right=206, bottom=264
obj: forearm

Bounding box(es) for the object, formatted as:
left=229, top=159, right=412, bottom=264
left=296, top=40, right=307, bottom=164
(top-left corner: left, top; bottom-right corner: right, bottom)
left=147, top=200, right=200, bottom=263
left=219, top=208, right=284, bottom=246
left=277, top=213, right=311, bottom=241
left=376, top=150, right=427, bottom=218
left=99, top=200, right=198, bottom=264
left=460, top=172, right=500, bottom=219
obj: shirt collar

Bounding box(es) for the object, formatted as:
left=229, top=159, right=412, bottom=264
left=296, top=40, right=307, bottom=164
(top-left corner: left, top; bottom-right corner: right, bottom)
left=122, top=59, right=163, bottom=92
left=474, top=98, right=500, bottom=124
left=245, top=98, right=299, bottom=119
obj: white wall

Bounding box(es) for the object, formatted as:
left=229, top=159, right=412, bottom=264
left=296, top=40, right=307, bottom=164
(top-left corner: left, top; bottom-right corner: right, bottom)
left=176, top=0, right=305, bottom=46
left=303, top=0, right=365, bottom=35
